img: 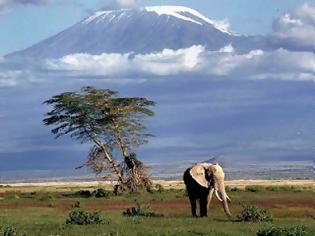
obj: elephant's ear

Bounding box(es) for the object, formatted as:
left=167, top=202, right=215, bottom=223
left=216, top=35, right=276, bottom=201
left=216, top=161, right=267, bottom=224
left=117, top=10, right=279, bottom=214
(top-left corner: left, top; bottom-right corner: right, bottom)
left=189, top=164, right=209, bottom=188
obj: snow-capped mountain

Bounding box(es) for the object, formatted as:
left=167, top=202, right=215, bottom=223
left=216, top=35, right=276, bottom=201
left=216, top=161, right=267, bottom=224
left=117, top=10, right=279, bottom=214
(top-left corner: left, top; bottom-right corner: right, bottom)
left=7, top=6, right=266, bottom=59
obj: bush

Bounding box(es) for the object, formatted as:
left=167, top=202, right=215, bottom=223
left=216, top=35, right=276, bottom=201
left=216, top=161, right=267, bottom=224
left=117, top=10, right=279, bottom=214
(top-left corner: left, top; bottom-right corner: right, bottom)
left=48, top=202, right=55, bottom=208
left=238, top=204, right=273, bottom=222
left=92, top=188, right=110, bottom=198
left=257, top=225, right=308, bottom=236
left=66, top=201, right=104, bottom=225
left=279, top=186, right=295, bottom=192
left=155, top=184, right=164, bottom=193
left=0, top=226, right=26, bottom=236
left=261, top=185, right=304, bottom=192
left=1, top=226, right=17, bottom=236
left=37, top=193, right=53, bottom=201
left=265, top=186, right=280, bottom=192
left=245, top=185, right=263, bottom=192
left=75, top=190, right=92, bottom=198
left=230, top=187, right=240, bottom=192
left=123, top=202, right=163, bottom=217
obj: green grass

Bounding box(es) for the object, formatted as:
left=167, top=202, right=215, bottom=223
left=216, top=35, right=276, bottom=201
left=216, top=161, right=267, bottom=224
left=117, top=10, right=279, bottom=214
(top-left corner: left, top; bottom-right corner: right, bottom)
left=0, top=213, right=313, bottom=236
left=0, top=188, right=313, bottom=236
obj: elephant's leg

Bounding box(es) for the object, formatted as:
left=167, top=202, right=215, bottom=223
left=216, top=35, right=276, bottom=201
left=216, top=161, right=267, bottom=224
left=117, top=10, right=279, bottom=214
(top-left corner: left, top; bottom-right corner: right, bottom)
left=199, top=195, right=208, bottom=217
left=189, top=195, right=197, bottom=217
left=207, top=188, right=214, bottom=210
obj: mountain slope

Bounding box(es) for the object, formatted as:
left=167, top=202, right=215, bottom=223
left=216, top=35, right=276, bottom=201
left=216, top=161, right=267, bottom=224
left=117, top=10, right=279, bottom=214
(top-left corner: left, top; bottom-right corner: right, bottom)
left=7, top=6, right=265, bottom=59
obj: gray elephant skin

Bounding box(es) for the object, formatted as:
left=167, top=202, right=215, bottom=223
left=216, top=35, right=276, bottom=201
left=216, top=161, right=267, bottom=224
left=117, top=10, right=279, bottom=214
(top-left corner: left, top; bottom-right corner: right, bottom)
left=183, top=163, right=232, bottom=217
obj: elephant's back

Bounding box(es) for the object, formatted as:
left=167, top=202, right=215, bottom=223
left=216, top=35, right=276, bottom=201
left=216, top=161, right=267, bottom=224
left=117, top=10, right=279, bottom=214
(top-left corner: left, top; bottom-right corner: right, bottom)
left=183, top=167, right=208, bottom=193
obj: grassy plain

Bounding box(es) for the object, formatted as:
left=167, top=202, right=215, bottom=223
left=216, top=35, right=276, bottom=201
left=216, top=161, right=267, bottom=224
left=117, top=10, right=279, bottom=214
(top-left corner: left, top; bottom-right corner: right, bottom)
left=0, top=180, right=313, bottom=236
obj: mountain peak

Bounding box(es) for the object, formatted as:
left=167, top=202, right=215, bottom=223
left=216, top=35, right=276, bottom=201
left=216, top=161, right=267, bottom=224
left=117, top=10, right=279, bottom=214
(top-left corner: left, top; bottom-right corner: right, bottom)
left=144, top=6, right=231, bottom=34
left=82, top=5, right=232, bottom=35
left=7, top=5, right=244, bottom=59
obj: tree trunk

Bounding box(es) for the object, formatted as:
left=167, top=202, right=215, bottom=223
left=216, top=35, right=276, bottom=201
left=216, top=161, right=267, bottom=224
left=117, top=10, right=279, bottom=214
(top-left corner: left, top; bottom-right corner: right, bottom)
left=93, top=138, right=123, bottom=183
left=117, top=135, right=128, bottom=160
left=100, top=146, right=123, bottom=182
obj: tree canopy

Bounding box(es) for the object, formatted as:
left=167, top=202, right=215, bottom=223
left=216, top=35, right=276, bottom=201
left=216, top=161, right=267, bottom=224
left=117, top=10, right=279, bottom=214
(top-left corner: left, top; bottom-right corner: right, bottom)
left=43, top=86, right=155, bottom=192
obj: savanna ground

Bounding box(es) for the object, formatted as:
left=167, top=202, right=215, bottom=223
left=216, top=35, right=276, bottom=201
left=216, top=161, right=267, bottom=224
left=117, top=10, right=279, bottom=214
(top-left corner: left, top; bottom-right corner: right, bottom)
left=0, top=180, right=313, bottom=236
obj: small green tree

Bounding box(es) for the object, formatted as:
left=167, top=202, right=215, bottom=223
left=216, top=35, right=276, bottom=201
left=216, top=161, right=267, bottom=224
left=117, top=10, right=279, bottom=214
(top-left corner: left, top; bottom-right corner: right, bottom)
left=43, top=86, right=155, bottom=192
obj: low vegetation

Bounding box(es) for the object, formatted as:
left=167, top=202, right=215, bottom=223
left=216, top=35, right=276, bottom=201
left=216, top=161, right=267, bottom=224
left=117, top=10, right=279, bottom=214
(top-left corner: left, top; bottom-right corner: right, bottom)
left=66, top=188, right=110, bottom=198
left=122, top=202, right=163, bottom=217
left=0, top=186, right=313, bottom=235
left=257, top=225, right=308, bottom=236
left=238, top=204, right=273, bottom=222
left=66, top=202, right=104, bottom=225
left=1, top=225, right=18, bottom=236
left=245, top=185, right=264, bottom=192
left=241, top=185, right=310, bottom=193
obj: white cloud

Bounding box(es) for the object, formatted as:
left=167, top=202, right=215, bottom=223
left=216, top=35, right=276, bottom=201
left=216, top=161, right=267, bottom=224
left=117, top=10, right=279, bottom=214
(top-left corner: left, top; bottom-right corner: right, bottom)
left=46, top=45, right=204, bottom=77
left=47, top=52, right=132, bottom=76
left=200, top=47, right=315, bottom=80
left=108, top=0, right=143, bottom=9
left=133, top=46, right=203, bottom=76
left=0, top=0, right=56, bottom=14
left=0, top=70, right=21, bottom=87
left=46, top=45, right=315, bottom=81
left=219, top=44, right=235, bottom=53
left=116, top=0, right=141, bottom=8
left=272, top=2, right=315, bottom=51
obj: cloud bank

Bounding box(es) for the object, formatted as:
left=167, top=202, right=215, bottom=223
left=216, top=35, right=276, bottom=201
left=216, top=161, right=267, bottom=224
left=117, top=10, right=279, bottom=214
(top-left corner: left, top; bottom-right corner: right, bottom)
left=46, top=45, right=315, bottom=80
left=272, top=2, right=315, bottom=51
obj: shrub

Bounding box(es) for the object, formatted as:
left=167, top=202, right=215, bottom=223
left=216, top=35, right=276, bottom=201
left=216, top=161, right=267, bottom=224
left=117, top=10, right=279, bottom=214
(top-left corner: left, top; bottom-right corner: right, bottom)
left=245, top=185, right=263, bottom=192
left=92, top=188, right=109, bottom=198
left=230, top=187, right=240, bottom=192
left=292, top=188, right=302, bottom=193
left=279, top=185, right=295, bottom=191
left=155, top=184, right=164, bottom=193
left=75, top=190, right=92, bottom=198
left=265, top=185, right=303, bottom=192
left=266, top=186, right=280, bottom=192
left=48, top=202, right=55, bottom=208
left=238, top=204, right=273, bottom=222
left=1, top=225, right=27, bottom=236
left=66, top=201, right=104, bottom=225
left=1, top=225, right=18, bottom=236
left=257, top=225, right=308, bottom=236
left=37, top=193, right=53, bottom=201
left=123, top=202, right=163, bottom=217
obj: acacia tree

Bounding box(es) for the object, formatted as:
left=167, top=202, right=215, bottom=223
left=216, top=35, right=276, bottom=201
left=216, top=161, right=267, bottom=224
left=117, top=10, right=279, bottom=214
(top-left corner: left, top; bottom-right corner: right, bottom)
left=43, top=87, right=155, bottom=192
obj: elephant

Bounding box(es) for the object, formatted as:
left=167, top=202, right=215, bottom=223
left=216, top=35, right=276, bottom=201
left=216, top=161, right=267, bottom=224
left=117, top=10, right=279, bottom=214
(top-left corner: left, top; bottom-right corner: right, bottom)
left=183, top=163, right=231, bottom=217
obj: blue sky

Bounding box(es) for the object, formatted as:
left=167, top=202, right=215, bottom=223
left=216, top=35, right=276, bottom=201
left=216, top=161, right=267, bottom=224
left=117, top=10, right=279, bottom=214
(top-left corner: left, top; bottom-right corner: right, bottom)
left=0, top=0, right=308, bottom=55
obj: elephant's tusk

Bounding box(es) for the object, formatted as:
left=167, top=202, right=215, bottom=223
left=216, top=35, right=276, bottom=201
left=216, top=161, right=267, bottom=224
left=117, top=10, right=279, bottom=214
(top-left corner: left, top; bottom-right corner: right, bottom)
left=215, top=190, right=223, bottom=202
left=226, top=195, right=232, bottom=202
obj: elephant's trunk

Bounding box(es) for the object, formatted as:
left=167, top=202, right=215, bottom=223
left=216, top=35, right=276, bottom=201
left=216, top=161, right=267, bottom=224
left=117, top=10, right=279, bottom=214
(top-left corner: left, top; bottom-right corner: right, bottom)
left=218, top=182, right=232, bottom=217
